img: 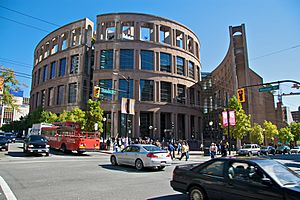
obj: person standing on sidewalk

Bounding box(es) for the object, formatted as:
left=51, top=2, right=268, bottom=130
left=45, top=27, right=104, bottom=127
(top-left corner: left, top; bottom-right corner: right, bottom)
left=210, top=143, right=218, bottom=159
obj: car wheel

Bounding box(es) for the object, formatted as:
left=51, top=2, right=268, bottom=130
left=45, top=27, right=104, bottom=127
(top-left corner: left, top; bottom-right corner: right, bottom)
left=110, top=156, right=118, bottom=166
left=189, top=186, right=206, bottom=200
left=157, top=166, right=165, bottom=170
left=135, top=159, right=144, bottom=171
left=45, top=152, right=49, bottom=156
left=248, top=152, right=252, bottom=156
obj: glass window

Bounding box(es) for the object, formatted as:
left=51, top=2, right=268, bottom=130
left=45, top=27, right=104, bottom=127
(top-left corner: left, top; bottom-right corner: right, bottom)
left=141, top=50, right=154, bottom=70
left=120, top=49, right=134, bottom=69
left=140, top=80, right=154, bottom=101
left=68, top=83, right=77, bottom=103
left=34, top=71, right=37, bottom=86
left=140, top=23, right=154, bottom=41
left=99, top=79, right=113, bottom=100
left=70, top=54, right=79, bottom=74
left=100, top=50, right=113, bottom=70
left=200, top=161, right=224, bottom=177
left=42, top=65, right=48, bottom=82
left=160, top=82, right=171, bottom=103
left=57, top=85, right=64, bottom=105
left=37, top=68, right=41, bottom=85
left=189, top=61, right=194, bottom=79
left=176, top=56, right=185, bottom=76
left=50, top=61, right=56, bottom=79
left=48, top=87, right=54, bottom=106
left=140, top=112, right=153, bottom=138
left=59, top=58, right=66, bottom=77
left=177, top=84, right=185, bottom=104
left=160, top=52, right=171, bottom=73
left=118, top=79, right=133, bottom=99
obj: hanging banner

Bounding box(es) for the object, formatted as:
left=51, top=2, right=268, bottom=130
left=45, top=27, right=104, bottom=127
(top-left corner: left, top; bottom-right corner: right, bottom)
left=129, top=99, right=135, bottom=115
left=222, top=111, right=228, bottom=127
left=121, top=98, right=135, bottom=115
left=229, top=111, right=236, bottom=126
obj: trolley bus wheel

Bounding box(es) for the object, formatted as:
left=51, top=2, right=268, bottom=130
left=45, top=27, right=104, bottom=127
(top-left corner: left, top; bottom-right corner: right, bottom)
left=111, top=156, right=118, bottom=166
left=60, top=144, right=67, bottom=153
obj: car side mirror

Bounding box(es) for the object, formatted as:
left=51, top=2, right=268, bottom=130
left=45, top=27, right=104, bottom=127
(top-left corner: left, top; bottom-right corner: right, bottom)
left=261, top=178, right=272, bottom=186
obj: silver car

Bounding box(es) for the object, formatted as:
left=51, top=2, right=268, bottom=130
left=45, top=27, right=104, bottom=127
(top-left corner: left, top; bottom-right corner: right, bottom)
left=291, top=146, right=300, bottom=154
left=110, top=144, right=172, bottom=170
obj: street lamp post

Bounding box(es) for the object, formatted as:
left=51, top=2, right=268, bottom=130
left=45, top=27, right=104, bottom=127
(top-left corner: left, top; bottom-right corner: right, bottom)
left=209, top=121, right=213, bottom=143
left=103, top=116, right=107, bottom=146
left=113, top=72, right=130, bottom=146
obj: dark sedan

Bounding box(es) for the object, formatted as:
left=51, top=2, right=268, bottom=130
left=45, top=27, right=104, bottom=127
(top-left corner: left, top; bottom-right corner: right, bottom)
left=0, top=136, right=9, bottom=151
left=170, top=157, right=300, bottom=200
left=276, top=145, right=291, bottom=154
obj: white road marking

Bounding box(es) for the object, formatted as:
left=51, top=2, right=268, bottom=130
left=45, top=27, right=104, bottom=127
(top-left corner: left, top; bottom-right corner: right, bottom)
left=0, top=176, right=17, bottom=200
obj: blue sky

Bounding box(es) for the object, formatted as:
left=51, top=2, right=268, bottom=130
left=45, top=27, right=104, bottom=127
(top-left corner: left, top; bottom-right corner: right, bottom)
left=0, top=0, right=299, bottom=111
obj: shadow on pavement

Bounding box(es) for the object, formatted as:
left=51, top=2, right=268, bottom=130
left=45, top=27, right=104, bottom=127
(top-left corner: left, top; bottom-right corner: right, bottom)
left=49, top=149, right=91, bottom=157
left=6, top=151, right=44, bottom=157
left=99, top=164, right=166, bottom=173
left=148, top=194, right=187, bottom=200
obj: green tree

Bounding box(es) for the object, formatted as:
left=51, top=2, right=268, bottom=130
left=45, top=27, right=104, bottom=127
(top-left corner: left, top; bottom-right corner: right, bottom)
left=250, top=123, right=264, bottom=144
left=290, top=122, right=300, bottom=144
left=222, top=96, right=251, bottom=140
left=68, top=107, right=86, bottom=130
left=85, top=99, right=104, bottom=132
left=0, top=66, right=25, bottom=108
left=278, top=127, right=294, bottom=144
left=41, top=111, right=58, bottom=123
left=262, top=120, right=278, bottom=143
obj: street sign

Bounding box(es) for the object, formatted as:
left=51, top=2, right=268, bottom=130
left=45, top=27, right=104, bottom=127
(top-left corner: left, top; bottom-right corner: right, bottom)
left=258, top=85, right=279, bottom=92
left=100, top=88, right=116, bottom=95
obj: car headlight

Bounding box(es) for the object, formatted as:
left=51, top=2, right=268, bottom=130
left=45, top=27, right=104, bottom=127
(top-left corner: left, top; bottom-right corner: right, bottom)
left=28, top=145, right=34, bottom=148
left=46, top=145, right=50, bottom=148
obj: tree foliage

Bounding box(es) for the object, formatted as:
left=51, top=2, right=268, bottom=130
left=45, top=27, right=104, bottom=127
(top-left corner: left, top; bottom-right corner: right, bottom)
left=278, top=127, right=293, bottom=144
left=85, top=99, right=104, bottom=132
left=0, top=66, right=25, bottom=108
left=222, top=96, right=251, bottom=140
left=290, top=122, right=300, bottom=143
left=250, top=123, right=264, bottom=144
left=262, top=120, right=278, bottom=142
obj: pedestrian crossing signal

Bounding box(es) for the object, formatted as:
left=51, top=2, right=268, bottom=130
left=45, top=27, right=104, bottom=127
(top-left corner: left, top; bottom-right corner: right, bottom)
left=93, top=86, right=100, bottom=98
left=237, top=88, right=245, bottom=103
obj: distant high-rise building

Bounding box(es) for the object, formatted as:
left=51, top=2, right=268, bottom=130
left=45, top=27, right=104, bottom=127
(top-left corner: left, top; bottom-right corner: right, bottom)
left=291, top=106, right=300, bottom=122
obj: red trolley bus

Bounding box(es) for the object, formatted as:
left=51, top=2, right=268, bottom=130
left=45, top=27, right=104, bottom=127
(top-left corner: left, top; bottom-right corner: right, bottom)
left=41, top=122, right=100, bottom=154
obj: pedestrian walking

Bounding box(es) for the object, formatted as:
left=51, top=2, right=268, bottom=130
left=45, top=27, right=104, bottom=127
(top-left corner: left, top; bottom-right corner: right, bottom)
left=179, top=141, right=189, bottom=161
left=210, top=143, right=218, bottom=159
left=168, top=142, right=175, bottom=160
left=177, top=142, right=182, bottom=155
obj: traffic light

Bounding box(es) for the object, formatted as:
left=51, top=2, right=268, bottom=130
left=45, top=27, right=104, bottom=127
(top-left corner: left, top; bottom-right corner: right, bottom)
left=237, top=88, right=245, bottom=103
left=93, top=86, right=100, bottom=98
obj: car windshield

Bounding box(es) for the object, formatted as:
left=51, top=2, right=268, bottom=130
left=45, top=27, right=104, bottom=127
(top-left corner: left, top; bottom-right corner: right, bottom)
left=260, top=161, right=300, bottom=186
left=243, top=144, right=252, bottom=149
left=142, top=145, right=163, bottom=152
left=29, top=135, right=47, bottom=141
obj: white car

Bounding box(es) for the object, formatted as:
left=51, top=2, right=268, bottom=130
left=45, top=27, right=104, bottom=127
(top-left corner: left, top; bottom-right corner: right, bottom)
left=110, top=144, right=172, bottom=170
left=237, top=144, right=260, bottom=156
left=290, top=146, right=300, bottom=154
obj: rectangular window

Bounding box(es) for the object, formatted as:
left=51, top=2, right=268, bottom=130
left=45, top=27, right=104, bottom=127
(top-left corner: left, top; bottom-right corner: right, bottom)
left=103, top=22, right=115, bottom=40
left=61, top=33, right=67, bottom=50
left=48, top=87, right=54, bottom=106
left=118, top=79, right=133, bottom=100
left=100, top=50, right=113, bottom=70
left=37, top=68, right=41, bottom=85
left=71, top=28, right=81, bottom=46
left=190, top=88, right=195, bottom=105
left=160, top=52, right=171, bottom=73
left=121, top=22, right=134, bottom=40
left=176, top=30, right=183, bottom=48
left=188, top=61, right=195, bottom=79
left=141, top=50, right=154, bottom=70
left=50, top=61, right=56, bottom=79
left=120, top=49, right=134, bottom=69
left=197, top=91, right=201, bottom=106
left=34, top=71, right=37, bottom=86
left=99, top=79, right=113, bottom=100
left=176, top=56, right=185, bottom=76
left=140, top=112, right=153, bottom=138
left=160, top=26, right=171, bottom=45
left=177, top=84, right=186, bottom=104
left=68, top=83, right=77, bottom=103
left=42, top=65, right=48, bottom=82
left=59, top=58, right=66, bottom=77
left=140, top=80, right=154, bottom=101
left=70, top=54, right=79, bottom=74
left=140, top=23, right=154, bottom=41
left=160, top=82, right=171, bottom=103
left=57, top=85, right=64, bottom=105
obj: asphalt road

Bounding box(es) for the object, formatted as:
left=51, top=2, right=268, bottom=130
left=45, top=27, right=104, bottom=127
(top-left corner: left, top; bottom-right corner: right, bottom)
left=0, top=143, right=299, bottom=200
